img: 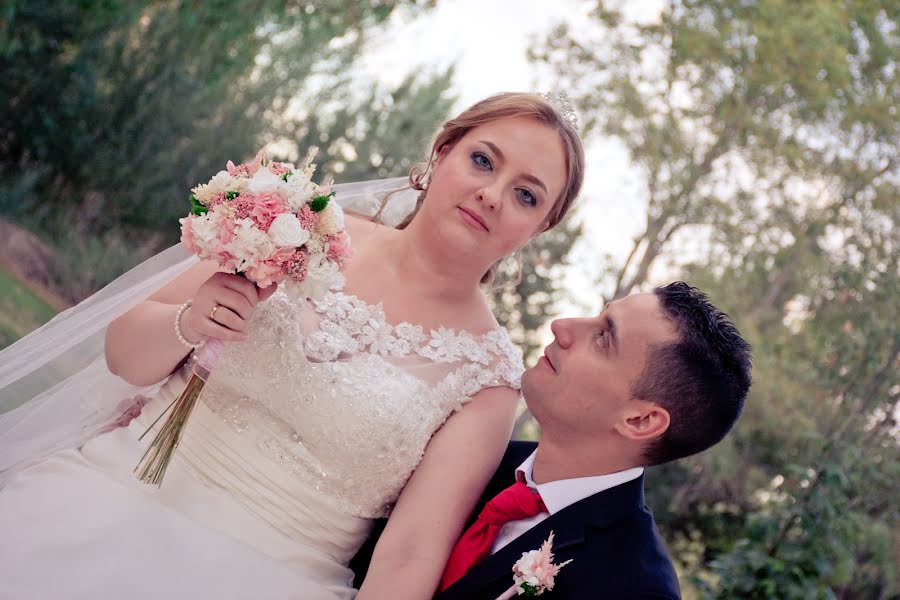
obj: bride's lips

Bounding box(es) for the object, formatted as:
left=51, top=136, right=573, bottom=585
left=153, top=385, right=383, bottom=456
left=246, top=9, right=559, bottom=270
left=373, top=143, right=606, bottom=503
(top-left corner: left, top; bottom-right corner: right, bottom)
left=458, top=207, right=489, bottom=232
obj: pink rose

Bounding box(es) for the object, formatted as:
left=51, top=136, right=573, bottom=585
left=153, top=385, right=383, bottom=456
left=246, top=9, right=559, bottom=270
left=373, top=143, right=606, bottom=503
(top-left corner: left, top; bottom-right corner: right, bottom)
left=249, top=192, right=286, bottom=229
left=245, top=262, right=281, bottom=288
left=244, top=246, right=294, bottom=286
left=215, top=250, right=239, bottom=272
left=271, top=245, right=298, bottom=265
left=218, top=218, right=238, bottom=245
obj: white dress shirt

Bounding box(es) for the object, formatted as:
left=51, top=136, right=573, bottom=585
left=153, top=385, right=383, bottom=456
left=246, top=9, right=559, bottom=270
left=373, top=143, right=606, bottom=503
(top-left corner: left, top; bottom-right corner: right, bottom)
left=490, top=451, right=644, bottom=554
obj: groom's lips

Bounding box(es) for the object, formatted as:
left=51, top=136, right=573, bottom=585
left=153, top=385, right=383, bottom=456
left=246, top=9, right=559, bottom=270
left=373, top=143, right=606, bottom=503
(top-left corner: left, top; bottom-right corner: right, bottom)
left=542, top=353, right=557, bottom=373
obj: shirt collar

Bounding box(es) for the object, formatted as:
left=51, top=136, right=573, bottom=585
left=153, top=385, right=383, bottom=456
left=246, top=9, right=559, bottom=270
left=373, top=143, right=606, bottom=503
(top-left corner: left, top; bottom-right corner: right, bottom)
left=516, top=450, right=644, bottom=515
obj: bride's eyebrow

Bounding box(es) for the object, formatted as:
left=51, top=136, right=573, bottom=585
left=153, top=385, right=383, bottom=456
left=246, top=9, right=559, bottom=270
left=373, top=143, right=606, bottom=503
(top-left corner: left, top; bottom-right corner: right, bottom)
left=479, top=140, right=548, bottom=194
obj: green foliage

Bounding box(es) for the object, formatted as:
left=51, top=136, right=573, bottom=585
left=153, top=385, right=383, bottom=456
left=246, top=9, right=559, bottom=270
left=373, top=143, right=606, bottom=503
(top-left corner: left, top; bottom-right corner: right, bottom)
left=309, top=194, right=331, bottom=213
left=189, top=194, right=207, bottom=216
left=533, top=1, right=898, bottom=597
left=0, top=267, right=58, bottom=349
left=0, top=0, right=439, bottom=233
left=490, top=218, right=584, bottom=365
left=532, top=0, right=897, bottom=302
left=0, top=0, right=451, bottom=299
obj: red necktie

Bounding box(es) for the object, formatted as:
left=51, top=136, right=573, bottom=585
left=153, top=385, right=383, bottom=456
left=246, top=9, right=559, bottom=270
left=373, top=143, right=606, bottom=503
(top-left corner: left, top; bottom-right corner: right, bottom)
left=440, top=480, right=547, bottom=591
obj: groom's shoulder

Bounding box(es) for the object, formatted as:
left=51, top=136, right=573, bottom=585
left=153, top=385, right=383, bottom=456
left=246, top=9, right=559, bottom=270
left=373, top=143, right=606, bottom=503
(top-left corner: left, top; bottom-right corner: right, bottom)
left=578, top=500, right=680, bottom=597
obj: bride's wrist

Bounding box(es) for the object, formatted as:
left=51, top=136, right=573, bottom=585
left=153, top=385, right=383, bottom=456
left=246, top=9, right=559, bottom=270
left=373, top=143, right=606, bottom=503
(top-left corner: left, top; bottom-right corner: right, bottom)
left=174, top=301, right=203, bottom=349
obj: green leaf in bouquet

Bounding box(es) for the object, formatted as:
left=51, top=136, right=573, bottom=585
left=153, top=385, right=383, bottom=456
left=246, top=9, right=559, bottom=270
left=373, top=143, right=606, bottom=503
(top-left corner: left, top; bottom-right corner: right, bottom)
left=310, top=190, right=335, bottom=213
left=189, top=194, right=207, bottom=216
left=281, top=172, right=292, bottom=182
left=225, top=191, right=239, bottom=201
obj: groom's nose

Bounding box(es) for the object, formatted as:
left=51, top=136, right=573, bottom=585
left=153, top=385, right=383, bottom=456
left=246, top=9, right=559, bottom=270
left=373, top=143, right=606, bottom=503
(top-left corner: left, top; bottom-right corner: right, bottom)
left=550, top=319, right=575, bottom=349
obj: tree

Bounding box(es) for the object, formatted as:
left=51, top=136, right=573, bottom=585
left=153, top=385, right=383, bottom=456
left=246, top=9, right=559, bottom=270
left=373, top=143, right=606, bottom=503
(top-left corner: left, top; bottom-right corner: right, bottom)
left=531, top=0, right=897, bottom=301
left=0, top=0, right=449, bottom=300
left=532, top=1, right=898, bottom=597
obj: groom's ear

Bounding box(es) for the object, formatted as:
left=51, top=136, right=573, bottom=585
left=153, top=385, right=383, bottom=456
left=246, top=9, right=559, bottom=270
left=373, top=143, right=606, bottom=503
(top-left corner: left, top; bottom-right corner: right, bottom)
left=614, top=401, right=670, bottom=442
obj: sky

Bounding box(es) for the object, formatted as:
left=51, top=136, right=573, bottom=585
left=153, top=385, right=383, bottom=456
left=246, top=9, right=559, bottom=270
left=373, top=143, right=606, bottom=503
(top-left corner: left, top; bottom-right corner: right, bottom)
left=358, top=0, right=660, bottom=315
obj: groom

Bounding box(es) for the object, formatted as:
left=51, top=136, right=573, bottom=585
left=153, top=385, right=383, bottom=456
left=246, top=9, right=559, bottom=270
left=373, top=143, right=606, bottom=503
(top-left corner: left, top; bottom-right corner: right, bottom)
left=351, top=282, right=751, bottom=599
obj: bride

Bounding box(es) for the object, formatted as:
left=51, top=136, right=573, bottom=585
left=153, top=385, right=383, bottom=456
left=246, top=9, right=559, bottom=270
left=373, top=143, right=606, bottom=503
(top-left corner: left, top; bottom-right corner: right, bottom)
left=0, top=92, right=583, bottom=599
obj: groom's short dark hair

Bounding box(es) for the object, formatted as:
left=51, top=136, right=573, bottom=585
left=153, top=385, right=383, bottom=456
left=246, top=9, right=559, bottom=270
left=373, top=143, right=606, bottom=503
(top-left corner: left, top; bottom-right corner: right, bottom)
left=632, top=282, right=752, bottom=466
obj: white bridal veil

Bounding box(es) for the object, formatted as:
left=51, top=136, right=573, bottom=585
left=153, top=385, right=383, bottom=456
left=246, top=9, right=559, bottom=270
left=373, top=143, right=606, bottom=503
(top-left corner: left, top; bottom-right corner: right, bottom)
left=0, top=177, right=418, bottom=483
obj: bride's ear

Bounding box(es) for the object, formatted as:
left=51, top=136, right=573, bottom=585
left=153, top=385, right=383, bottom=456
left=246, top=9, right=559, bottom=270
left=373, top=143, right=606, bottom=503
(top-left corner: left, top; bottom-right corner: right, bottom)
left=435, top=143, right=452, bottom=164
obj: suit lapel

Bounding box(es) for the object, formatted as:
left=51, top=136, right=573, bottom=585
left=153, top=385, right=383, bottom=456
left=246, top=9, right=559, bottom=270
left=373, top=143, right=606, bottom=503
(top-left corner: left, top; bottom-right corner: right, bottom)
left=440, top=474, right=648, bottom=599
left=457, top=510, right=586, bottom=593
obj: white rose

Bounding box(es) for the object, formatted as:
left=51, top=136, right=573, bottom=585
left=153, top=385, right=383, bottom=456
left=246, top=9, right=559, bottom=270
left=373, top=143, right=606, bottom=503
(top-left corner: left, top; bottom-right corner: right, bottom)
left=245, top=167, right=282, bottom=195
left=268, top=213, right=310, bottom=248
left=227, top=218, right=275, bottom=269
left=301, top=253, right=345, bottom=300
left=278, top=174, right=316, bottom=211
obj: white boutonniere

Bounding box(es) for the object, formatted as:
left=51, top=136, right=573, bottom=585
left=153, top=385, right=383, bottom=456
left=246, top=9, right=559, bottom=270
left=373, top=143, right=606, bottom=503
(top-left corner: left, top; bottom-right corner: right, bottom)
left=496, top=532, right=573, bottom=598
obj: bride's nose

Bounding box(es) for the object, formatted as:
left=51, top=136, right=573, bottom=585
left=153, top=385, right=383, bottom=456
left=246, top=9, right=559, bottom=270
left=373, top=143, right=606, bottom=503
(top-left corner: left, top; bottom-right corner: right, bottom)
left=475, top=183, right=500, bottom=211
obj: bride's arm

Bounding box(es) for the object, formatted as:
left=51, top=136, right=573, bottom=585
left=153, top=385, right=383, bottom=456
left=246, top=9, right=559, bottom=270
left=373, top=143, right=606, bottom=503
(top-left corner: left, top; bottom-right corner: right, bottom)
left=104, top=260, right=270, bottom=386
left=357, top=386, right=519, bottom=600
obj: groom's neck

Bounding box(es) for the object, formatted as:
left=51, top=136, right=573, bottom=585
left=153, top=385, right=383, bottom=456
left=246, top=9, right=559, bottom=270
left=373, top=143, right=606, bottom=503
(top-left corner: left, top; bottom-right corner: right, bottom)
left=532, top=436, right=640, bottom=484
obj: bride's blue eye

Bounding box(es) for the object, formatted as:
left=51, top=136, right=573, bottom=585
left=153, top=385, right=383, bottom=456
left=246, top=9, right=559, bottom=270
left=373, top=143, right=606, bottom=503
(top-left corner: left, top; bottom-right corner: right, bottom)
left=516, top=188, right=537, bottom=207
left=471, top=152, right=492, bottom=171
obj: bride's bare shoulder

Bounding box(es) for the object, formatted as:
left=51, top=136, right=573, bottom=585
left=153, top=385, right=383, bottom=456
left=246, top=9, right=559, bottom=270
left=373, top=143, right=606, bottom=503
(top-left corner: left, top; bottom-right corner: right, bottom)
left=345, top=212, right=396, bottom=248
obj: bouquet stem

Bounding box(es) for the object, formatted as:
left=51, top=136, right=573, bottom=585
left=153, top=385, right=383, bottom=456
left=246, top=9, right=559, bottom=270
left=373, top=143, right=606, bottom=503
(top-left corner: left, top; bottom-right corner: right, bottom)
left=134, top=338, right=223, bottom=486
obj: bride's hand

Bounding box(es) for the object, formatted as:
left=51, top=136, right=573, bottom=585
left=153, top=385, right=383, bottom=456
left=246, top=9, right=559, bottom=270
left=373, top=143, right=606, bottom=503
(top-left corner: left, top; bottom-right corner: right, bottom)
left=181, top=273, right=278, bottom=343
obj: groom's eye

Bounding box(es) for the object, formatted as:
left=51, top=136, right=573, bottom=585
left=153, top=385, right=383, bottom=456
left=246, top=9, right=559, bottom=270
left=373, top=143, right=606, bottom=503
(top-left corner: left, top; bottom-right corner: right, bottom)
left=594, top=330, right=607, bottom=349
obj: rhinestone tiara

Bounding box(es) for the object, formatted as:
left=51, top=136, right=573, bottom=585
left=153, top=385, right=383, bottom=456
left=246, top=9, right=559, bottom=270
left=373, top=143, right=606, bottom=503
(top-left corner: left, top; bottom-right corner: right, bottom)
left=539, top=91, right=579, bottom=132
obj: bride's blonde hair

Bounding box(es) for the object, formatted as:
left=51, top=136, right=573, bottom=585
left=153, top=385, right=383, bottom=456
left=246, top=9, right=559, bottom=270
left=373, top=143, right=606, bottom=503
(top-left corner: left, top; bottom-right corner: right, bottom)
left=375, top=92, right=585, bottom=286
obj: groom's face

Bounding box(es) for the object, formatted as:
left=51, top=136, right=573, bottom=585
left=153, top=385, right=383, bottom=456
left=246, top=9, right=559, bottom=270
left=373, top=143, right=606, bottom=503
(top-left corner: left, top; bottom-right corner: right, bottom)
left=522, top=293, right=677, bottom=435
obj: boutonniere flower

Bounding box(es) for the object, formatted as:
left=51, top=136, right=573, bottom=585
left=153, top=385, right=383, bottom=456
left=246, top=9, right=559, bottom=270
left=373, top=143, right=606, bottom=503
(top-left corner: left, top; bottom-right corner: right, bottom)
left=496, top=532, right=573, bottom=598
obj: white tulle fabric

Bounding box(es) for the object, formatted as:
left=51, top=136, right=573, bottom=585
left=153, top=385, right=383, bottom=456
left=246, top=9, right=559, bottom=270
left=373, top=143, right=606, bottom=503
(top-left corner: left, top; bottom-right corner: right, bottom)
left=0, top=177, right=524, bottom=599
left=0, top=177, right=415, bottom=479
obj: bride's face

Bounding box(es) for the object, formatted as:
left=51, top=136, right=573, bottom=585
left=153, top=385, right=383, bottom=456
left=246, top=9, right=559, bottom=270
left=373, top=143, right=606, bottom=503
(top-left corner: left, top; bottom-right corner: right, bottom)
left=421, top=116, right=567, bottom=262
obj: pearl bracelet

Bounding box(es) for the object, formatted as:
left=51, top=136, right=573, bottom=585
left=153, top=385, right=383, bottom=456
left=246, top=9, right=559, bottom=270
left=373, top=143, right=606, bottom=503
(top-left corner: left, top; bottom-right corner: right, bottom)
left=175, top=300, right=203, bottom=350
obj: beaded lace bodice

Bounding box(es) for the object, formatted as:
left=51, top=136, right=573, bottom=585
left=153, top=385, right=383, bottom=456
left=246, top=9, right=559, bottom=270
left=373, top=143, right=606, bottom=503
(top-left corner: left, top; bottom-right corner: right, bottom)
left=189, top=288, right=523, bottom=519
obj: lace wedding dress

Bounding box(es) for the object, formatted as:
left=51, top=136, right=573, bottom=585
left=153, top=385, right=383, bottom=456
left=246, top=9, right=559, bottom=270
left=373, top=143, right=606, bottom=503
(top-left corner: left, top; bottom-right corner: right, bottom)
left=0, top=287, right=523, bottom=600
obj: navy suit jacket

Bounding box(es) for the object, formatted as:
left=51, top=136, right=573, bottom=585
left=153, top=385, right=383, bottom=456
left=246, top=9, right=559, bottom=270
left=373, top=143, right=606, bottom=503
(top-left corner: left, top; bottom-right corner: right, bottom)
left=349, top=441, right=681, bottom=599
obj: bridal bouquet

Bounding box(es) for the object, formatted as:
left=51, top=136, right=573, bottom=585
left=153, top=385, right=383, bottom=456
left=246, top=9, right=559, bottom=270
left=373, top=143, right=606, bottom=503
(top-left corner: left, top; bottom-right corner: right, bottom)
left=135, top=148, right=352, bottom=486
